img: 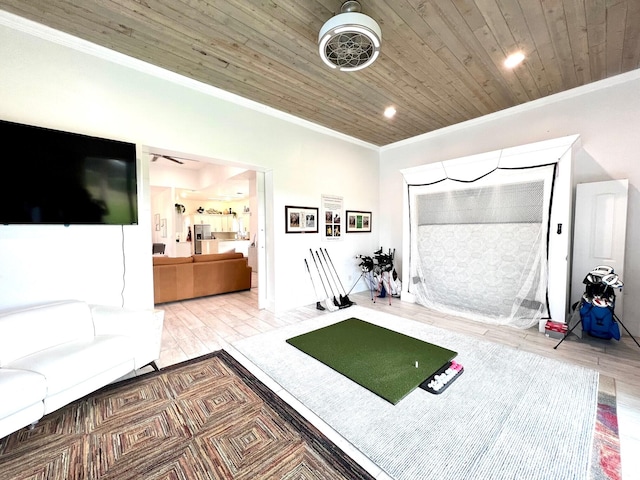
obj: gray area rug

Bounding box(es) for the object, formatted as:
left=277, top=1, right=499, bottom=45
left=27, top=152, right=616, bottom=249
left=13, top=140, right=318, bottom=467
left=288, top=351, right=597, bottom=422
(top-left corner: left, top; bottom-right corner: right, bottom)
left=233, top=306, right=599, bottom=480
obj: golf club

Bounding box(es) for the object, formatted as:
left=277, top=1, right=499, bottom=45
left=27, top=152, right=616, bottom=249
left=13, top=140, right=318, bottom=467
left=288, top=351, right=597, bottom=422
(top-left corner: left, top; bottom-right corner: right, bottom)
left=316, top=249, right=344, bottom=308
left=314, top=249, right=341, bottom=307
left=321, top=248, right=353, bottom=307
left=309, top=249, right=338, bottom=311
left=304, top=258, right=325, bottom=311
left=317, top=249, right=342, bottom=305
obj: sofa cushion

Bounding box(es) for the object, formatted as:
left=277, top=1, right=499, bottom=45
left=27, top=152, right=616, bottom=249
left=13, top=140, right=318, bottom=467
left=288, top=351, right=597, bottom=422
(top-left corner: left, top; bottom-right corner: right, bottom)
left=0, top=368, right=46, bottom=419
left=8, top=335, right=134, bottom=396
left=0, top=300, right=94, bottom=366
left=153, top=256, right=194, bottom=266
left=192, top=252, right=243, bottom=262
left=192, top=258, right=252, bottom=297
left=153, top=262, right=194, bottom=304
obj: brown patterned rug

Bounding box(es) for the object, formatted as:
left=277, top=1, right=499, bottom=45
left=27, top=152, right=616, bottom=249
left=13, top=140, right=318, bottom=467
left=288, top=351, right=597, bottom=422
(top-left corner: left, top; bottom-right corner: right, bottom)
left=0, top=350, right=375, bottom=480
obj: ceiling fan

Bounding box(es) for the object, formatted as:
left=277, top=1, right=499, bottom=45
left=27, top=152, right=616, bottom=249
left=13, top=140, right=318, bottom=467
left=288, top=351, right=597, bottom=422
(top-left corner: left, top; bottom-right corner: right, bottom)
left=150, top=154, right=199, bottom=165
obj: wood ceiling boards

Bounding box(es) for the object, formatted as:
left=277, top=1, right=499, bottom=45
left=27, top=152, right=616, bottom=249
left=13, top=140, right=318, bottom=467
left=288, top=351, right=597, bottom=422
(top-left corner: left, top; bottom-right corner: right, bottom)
left=1, top=0, right=638, bottom=146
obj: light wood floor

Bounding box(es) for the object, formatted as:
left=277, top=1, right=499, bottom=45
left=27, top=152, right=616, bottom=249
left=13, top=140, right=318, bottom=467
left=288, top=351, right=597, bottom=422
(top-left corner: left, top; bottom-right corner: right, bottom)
left=153, top=277, right=640, bottom=480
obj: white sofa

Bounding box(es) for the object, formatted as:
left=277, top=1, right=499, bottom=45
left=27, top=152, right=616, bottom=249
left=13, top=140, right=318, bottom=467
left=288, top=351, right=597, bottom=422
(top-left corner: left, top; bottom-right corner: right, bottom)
left=0, top=300, right=164, bottom=439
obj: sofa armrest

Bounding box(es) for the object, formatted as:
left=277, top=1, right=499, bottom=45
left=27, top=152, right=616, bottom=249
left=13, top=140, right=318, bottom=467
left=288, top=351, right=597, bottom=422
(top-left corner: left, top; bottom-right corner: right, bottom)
left=90, top=305, right=164, bottom=370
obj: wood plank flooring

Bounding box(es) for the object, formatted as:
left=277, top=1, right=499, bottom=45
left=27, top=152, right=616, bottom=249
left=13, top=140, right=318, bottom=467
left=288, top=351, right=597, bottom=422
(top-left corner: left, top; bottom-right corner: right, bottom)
left=151, top=277, right=640, bottom=479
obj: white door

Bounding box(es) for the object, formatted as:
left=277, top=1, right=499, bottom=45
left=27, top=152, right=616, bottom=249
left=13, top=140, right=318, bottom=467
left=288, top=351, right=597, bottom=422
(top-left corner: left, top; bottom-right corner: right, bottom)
left=571, top=180, right=628, bottom=319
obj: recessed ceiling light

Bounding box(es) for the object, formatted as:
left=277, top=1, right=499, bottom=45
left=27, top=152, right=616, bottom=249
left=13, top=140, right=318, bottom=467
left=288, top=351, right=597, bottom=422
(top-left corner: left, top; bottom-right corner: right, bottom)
left=504, top=52, right=525, bottom=69
left=384, top=106, right=396, bottom=118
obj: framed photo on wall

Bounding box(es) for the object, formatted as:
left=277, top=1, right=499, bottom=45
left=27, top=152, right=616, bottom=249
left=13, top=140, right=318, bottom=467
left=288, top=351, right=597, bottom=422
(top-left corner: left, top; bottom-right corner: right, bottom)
left=346, top=210, right=372, bottom=233
left=285, top=205, right=319, bottom=233
left=322, top=194, right=343, bottom=241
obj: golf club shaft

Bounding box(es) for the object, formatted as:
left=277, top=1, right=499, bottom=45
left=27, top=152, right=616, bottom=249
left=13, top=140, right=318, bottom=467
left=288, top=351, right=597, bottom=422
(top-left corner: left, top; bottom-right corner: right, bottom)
left=304, top=259, right=321, bottom=300
left=319, top=249, right=342, bottom=296
left=323, top=248, right=348, bottom=295
left=309, top=249, right=330, bottom=297
left=315, top=250, right=339, bottom=303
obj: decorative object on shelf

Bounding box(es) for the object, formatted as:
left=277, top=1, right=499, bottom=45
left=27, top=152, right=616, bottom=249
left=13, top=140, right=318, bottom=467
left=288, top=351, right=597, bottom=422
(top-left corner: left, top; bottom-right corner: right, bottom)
left=197, top=206, right=205, bottom=214
left=346, top=210, right=372, bottom=233
left=175, top=203, right=185, bottom=214
left=186, top=226, right=192, bottom=242
left=285, top=205, right=319, bottom=234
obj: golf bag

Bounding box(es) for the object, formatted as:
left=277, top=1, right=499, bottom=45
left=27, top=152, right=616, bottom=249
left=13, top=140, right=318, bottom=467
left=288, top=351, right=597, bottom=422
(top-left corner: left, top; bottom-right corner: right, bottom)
left=357, top=247, right=401, bottom=298
left=577, top=265, right=622, bottom=340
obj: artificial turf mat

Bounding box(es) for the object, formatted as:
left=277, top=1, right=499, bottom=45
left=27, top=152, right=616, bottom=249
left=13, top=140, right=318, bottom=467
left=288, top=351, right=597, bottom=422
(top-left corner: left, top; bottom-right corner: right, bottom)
left=286, top=318, right=457, bottom=404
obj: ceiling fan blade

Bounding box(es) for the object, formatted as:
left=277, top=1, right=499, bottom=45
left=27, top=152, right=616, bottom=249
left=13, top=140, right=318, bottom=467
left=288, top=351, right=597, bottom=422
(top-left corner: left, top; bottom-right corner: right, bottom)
left=163, top=155, right=184, bottom=164
left=149, top=153, right=198, bottom=164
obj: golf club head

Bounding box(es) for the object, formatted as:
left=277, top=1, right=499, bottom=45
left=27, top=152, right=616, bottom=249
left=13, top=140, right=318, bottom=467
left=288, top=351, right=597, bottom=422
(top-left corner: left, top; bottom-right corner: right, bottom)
left=340, top=295, right=353, bottom=307
left=324, top=298, right=339, bottom=311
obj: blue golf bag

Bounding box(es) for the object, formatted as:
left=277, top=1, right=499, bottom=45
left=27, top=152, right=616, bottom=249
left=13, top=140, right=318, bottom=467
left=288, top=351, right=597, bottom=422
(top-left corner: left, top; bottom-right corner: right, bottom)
left=579, top=300, right=620, bottom=340
left=578, top=265, right=623, bottom=341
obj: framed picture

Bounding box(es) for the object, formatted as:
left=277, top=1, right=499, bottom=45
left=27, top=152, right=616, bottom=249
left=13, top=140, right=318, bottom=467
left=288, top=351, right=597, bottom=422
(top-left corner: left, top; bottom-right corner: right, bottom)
left=322, top=194, right=343, bottom=241
left=160, top=218, right=167, bottom=238
left=346, top=210, right=372, bottom=233
left=285, top=205, right=319, bottom=233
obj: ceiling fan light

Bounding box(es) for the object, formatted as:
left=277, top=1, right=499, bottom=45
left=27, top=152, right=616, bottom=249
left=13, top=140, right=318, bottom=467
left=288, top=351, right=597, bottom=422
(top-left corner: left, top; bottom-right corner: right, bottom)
left=318, top=3, right=382, bottom=72
left=341, top=49, right=380, bottom=71
left=319, top=34, right=339, bottom=69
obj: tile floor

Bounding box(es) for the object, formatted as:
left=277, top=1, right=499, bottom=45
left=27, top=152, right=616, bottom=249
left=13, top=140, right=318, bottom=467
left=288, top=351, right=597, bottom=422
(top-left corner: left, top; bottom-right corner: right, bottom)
left=150, top=276, right=640, bottom=480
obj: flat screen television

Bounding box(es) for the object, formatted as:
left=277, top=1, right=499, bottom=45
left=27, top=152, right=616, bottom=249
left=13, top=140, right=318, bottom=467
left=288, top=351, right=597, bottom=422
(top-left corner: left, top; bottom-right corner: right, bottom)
left=0, top=119, right=138, bottom=225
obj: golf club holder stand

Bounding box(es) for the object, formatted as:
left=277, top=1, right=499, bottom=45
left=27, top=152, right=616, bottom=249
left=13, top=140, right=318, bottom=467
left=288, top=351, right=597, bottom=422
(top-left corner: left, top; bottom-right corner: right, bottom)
left=554, top=265, right=640, bottom=350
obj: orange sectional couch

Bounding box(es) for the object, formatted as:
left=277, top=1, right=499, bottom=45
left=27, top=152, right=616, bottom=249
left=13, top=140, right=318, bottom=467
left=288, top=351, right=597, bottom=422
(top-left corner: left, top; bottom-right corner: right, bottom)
left=152, top=252, right=252, bottom=304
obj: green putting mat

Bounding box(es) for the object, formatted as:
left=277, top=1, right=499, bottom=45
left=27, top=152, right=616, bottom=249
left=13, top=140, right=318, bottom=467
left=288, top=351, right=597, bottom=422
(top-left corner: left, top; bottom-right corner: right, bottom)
left=286, top=318, right=457, bottom=404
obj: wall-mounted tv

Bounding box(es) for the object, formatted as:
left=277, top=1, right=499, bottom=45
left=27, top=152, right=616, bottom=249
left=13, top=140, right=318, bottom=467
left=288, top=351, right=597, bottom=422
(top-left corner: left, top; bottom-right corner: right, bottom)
left=0, top=119, right=138, bottom=225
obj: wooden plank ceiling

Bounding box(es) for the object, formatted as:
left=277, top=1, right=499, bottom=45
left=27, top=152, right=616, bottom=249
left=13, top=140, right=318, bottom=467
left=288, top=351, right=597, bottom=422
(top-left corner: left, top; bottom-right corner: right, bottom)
left=1, top=0, right=639, bottom=146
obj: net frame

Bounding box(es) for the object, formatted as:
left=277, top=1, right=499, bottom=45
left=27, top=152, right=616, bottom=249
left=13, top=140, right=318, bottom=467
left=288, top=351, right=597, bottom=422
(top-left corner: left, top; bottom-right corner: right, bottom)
left=406, top=163, right=557, bottom=328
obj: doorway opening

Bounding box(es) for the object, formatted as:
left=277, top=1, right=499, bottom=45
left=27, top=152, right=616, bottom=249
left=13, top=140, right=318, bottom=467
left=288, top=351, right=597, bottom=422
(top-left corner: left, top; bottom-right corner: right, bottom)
left=146, top=146, right=269, bottom=309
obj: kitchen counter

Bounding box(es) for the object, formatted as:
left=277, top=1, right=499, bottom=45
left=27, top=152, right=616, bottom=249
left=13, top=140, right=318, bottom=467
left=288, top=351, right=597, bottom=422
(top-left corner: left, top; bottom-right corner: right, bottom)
left=175, top=241, right=193, bottom=257
left=199, top=239, right=250, bottom=256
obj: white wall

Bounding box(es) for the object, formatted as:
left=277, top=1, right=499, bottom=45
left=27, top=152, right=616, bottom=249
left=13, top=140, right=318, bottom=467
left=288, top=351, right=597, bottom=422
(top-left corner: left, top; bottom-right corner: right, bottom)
left=0, top=14, right=379, bottom=312
left=380, top=71, right=640, bottom=335
left=3, top=11, right=637, bottom=329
